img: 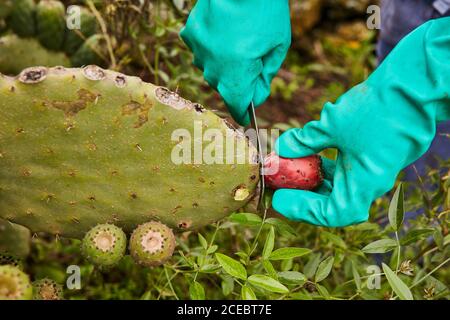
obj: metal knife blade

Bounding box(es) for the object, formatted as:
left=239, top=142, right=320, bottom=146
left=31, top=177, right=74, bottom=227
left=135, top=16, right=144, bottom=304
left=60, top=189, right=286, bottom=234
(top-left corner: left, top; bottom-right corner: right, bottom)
left=248, top=102, right=265, bottom=211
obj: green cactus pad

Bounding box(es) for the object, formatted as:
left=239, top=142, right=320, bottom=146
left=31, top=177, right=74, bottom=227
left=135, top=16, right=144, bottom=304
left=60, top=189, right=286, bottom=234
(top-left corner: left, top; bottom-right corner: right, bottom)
left=0, top=34, right=71, bottom=75
left=0, top=265, right=33, bottom=300
left=0, top=66, right=259, bottom=239
left=32, top=278, right=64, bottom=300
left=0, top=218, right=31, bottom=258
left=81, top=223, right=127, bottom=267
left=36, top=0, right=66, bottom=51
left=129, top=221, right=176, bottom=267
left=71, top=34, right=107, bottom=67
left=64, top=7, right=97, bottom=54
left=8, top=0, right=36, bottom=37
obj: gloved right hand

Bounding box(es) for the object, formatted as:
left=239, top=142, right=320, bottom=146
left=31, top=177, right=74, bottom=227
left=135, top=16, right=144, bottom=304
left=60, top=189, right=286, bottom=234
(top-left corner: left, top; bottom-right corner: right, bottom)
left=180, top=0, right=291, bottom=126
left=272, top=17, right=450, bottom=227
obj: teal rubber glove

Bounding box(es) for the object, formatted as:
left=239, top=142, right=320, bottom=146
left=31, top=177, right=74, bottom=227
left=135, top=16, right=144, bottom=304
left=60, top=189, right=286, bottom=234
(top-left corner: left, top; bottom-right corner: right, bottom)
left=180, top=0, right=291, bottom=125
left=273, top=17, right=450, bottom=227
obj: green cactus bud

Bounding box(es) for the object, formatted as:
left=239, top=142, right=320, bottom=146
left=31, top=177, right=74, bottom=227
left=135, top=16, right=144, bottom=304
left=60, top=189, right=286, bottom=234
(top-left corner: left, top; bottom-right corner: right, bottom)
left=32, top=278, right=64, bottom=300
left=8, top=0, right=36, bottom=37
left=0, top=66, right=258, bottom=239
left=0, top=265, right=32, bottom=300
left=81, top=224, right=127, bottom=267
left=64, top=7, right=97, bottom=54
left=129, top=221, right=176, bottom=267
left=71, top=34, right=107, bottom=67
left=0, top=218, right=31, bottom=258
left=36, top=0, right=66, bottom=51
left=0, top=34, right=71, bottom=75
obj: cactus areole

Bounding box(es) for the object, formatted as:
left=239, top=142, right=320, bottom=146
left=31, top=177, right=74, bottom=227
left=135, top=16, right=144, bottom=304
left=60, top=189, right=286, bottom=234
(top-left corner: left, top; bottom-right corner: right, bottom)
left=0, top=66, right=259, bottom=239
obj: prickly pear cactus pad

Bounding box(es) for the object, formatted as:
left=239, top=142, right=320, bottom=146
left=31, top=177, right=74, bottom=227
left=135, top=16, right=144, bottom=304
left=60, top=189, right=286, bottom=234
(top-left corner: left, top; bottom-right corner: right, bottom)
left=0, top=66, right=259, bottom=239
left=0, top=35, right=71, bottom=76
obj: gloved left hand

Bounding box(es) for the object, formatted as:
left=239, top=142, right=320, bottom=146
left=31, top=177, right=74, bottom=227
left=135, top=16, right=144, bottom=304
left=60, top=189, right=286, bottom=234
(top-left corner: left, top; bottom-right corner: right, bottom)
left=180, top=0, right=291, bottom=125
left=272, top=17, right=450, bottom=227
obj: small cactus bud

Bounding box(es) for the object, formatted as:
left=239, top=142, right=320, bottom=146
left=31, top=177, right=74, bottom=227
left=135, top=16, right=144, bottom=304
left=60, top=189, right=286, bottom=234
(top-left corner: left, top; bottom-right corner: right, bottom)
left=0, top=265, right=32, bottom=300
left=129, top=221, right=176, bottom=267
left=81, top=224, right=127, bottom=267
left=32, top=278, right=64, bottom=300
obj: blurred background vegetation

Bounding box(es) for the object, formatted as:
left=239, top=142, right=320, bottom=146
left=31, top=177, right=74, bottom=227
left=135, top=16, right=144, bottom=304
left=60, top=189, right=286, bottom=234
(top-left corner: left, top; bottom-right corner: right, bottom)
left=0, top=0, right=449, bottom=300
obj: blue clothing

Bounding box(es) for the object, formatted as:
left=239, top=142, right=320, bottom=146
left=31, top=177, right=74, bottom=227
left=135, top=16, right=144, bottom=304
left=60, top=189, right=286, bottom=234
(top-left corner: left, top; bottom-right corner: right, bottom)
left=378, top=0, right=450, bottom=179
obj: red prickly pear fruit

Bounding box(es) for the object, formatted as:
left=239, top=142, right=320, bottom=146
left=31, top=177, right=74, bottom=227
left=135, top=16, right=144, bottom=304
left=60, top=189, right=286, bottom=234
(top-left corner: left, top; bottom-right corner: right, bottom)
left=263, top=152, right=323, bottom=190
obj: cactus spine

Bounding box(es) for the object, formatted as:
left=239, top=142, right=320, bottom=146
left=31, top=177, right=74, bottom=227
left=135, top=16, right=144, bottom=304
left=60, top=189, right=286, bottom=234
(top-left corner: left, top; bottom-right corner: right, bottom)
left=0, top=66, right=259, bottom=239
left=129, top=221, right=176, bottom=267
left=0, top=265, right=33, bottom=300
left=81, top=224, right=127, bottom=267
left=32, top=278, right=64, bottom=300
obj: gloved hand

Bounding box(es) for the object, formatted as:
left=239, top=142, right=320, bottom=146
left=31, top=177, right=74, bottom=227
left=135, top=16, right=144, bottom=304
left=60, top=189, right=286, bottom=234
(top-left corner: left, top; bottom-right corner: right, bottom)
left=273, top=17, right=450, bottom=227
left=180, top=0, right=291, bottom=125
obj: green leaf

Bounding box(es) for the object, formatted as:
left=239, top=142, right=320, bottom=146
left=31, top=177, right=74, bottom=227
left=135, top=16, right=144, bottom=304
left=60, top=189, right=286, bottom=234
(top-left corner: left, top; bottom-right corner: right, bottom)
left=433, top=229, right=444, bottom=250
left=189, top=281, right=205, bottom=300
left=200, top=264, right=220, bottom=273
left=321, top=231, right=347, bottom=249
left=400, top=228, right=435, bottom=246
left=304, top=253, right=322, bottom=279
left=207, top=245, right=218, bottom=255
left=262, top=260, right=278, bottom=279
left=265, top=218, right=297, bottom=237
left=215, top=253, right=247, bottom=280
left=229, top=212, right=262, bottom=226
left=198, top=233, right=208, bottom=250
left=388, top=183, right=404, bottom=231
left=362, top=239, right=397, bottom=254
left=241, top=285, right=257, bottom=300
left=221, top=277, right=234, bottom=296
left=278, top=271, right=306, bottom=286
left=382, top=263, right=413, bottom=300
left=315, top=256, right=334, bottom=283
left=263, top=189, right=273, bottom=209
left=352, top=261, right=361, bottom=291
left=316, top=284, right=331, bottom=299
left=248, top=275, right=289, bottom=294
left=269, top=247, right=311, bottom=260
left=262, top=227, right=275, bottom=260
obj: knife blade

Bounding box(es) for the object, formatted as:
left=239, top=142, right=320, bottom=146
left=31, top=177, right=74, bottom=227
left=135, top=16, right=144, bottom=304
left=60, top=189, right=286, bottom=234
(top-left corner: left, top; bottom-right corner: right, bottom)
left=248, top=102, right=265, bottom=211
